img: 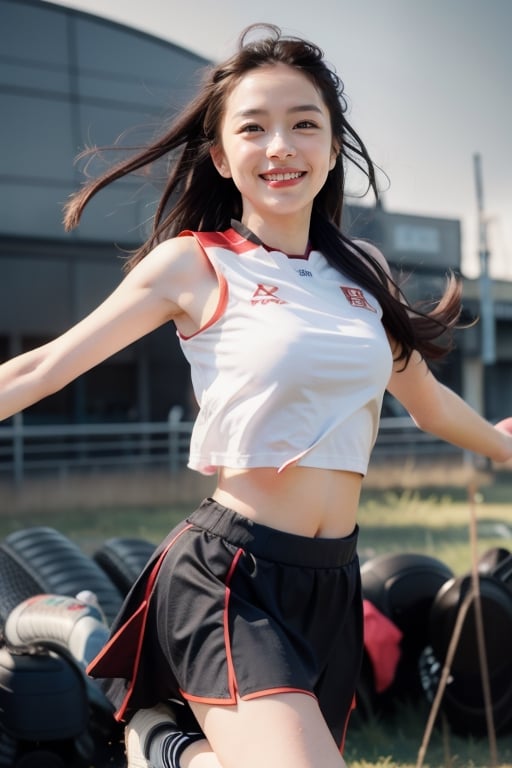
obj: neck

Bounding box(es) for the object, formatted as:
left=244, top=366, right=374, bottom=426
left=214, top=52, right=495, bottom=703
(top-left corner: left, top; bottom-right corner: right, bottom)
left=241, top=210, right=311, bottom=257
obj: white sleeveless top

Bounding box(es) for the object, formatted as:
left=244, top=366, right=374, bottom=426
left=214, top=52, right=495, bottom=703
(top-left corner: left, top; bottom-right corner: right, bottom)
left=177, top=223, right=393, bottom=476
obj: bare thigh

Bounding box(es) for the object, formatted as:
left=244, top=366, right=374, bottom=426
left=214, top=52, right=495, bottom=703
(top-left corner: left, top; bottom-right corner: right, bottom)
left=188, top=693, right=347, bottom=768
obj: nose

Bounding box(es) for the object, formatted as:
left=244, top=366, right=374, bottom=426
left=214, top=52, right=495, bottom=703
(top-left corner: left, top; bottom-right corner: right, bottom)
left=266, top=131, right=296, bottom=159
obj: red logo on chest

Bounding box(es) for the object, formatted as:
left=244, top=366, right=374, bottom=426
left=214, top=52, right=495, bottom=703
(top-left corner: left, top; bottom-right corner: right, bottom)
left=340, top=286, right=377, bottom=312
left=251, top=284, right=288, bottom=305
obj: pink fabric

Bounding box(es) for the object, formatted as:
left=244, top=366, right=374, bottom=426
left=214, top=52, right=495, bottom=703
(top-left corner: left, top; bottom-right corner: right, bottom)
left=363, top=599, right=403, bottom=693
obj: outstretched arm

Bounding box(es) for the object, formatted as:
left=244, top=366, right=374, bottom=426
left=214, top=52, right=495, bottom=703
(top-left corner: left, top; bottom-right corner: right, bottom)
left=0, top=237, right=200, bottom=422
left=354, top=238, right=512, bottom=464
left=387, top=350, right=512, bottom=464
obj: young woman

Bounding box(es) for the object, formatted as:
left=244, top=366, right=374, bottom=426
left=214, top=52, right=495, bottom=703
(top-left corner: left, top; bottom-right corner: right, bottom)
left=1, top=24, right=511, bottom=768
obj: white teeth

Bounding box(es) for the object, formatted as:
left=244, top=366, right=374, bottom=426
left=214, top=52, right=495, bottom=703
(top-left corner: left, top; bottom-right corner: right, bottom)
left=263, top=172, right=302, bottom=181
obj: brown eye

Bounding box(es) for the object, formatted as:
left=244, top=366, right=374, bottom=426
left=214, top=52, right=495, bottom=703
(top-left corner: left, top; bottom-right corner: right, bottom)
left=241, top=124, right=263, bottom=133
left=295, top=120, right=317, bottom=129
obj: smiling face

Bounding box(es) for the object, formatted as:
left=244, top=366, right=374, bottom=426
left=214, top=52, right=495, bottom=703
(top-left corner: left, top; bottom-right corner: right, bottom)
left=210, top=63, right=337, bottom=241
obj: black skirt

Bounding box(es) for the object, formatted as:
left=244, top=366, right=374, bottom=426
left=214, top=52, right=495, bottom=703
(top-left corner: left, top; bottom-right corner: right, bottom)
left=87, top=498, right=363, bottom=750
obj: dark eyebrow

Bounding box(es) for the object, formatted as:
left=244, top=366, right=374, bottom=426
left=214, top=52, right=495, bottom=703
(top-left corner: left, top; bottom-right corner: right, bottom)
left=232, top=104, right=323, bottom=119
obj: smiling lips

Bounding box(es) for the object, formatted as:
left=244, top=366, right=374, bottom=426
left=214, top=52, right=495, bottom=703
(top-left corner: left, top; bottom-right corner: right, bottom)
left=260, top=170, right=305, bottom=183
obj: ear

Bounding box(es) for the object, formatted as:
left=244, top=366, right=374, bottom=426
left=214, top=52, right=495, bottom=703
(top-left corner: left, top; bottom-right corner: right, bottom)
left=210, top=144, right=231, bottom=178
left=329, top=142, right=340, bottom=172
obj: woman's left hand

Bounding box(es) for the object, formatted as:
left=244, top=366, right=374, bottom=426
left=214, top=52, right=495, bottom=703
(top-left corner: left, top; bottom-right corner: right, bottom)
left=495, top=417, right=512, bottom=435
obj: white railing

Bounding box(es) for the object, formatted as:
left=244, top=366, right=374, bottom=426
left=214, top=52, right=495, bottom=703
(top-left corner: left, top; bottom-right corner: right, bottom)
left=0, top=416, right=451, bottom=486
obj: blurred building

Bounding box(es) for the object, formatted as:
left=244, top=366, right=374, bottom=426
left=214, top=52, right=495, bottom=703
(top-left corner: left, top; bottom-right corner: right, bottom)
left=1, top=0, right=510, bottom=428
left=0, top=0, right=209, bottom=424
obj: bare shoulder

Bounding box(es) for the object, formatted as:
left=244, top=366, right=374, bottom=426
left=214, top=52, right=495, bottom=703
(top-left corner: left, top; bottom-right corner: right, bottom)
left=133, top=235, right=208, bottom=277
left=130, top=235, right=219, bottom=333
left=126, top=235, right=213, bottom=294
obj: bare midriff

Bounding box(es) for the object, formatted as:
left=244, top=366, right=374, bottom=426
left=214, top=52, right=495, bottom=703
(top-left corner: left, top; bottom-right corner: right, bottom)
left=213, top=465, right=361, bottom=539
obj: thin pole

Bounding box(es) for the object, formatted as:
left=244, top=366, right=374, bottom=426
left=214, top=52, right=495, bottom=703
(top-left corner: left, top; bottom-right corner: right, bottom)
left=473, top=152, right=495, bottom=365
left=416, top=588, right=474, bottom=768
left=468, top=480, right=498, bottom=766
left=416, top=482, right=498, bottom=768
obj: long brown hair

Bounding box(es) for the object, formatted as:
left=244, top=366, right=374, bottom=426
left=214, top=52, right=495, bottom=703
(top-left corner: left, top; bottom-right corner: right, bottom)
left=64, top=23, right=462, bottom=365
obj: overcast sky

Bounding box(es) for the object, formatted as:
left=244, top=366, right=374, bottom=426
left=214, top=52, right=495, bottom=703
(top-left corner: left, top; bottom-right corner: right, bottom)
left=45, top=0, right=512, bottom=279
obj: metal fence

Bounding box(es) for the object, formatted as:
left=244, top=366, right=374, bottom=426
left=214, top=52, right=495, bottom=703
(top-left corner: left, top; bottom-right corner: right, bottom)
left=0, top=416, right=451, bottom=486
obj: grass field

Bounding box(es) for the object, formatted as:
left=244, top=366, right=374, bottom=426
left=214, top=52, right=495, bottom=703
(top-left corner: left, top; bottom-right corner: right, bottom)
left=1, top=467, right=511, bottom=767
left=351, top=476, right=512, bottom=767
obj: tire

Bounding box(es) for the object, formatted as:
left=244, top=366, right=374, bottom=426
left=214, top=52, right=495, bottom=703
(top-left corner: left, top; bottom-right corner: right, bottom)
left=1, top=528, right=123, bottom=625
left=361, top=552, right=453, bottom=701
left=426, top=573, right=512, bottom=735
left=93, top=537, right=155, bottom=595
left=0, top=549, right=42, bottom=630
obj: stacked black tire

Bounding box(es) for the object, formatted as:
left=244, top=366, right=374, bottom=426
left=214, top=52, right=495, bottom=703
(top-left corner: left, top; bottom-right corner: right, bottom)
left=0, top=527, right=155, bottom=768
left=360, top=548, right=512, bottom=736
